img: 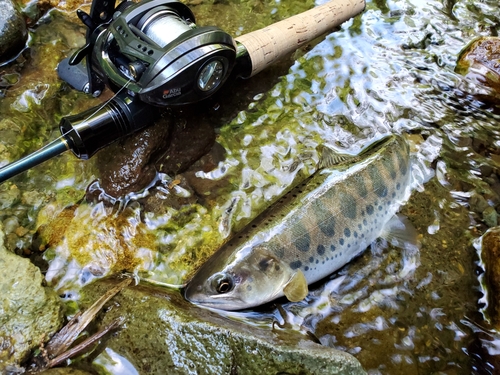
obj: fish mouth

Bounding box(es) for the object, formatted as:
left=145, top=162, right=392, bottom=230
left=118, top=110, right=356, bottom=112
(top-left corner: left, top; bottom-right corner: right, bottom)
left=183, top=284, right=248, bottom=311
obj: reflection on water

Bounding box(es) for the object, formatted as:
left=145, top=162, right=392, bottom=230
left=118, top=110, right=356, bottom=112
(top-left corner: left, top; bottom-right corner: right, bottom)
left=1, top=0, right=500, bottom=373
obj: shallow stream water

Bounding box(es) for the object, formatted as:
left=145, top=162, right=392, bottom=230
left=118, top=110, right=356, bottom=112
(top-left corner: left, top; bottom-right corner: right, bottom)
left=1, top=0, right=500, bottom=373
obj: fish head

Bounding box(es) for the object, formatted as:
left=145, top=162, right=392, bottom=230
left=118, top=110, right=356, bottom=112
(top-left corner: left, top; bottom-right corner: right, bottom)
left=185, top=245, right=293, bottom=310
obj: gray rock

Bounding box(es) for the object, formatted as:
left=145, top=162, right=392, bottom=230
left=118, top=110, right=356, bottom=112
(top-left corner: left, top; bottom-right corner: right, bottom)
left=0, top=223, right=63, bottom=371
left=82, top=280, right=366, bottom=375
left=0, top=0, right=28, bottom=63
left=483, top=206, right=498, bottom=228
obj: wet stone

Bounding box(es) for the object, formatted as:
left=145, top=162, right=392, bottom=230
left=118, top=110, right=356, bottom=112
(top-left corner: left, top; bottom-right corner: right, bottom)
left=0, top=223, right=63, bottom=371
left=469, top=192, right=490, bottom=214
left=80, top=280, right=366, bottom=375
left=183, top=141, right=229, bottom=198
left=155, top=110, right=216, bottom=176
left=0, top=0, right=28, bottom=64
left=482, top=206, right=498, bottom=228
left=93, top=118, right=170, bottom=198
left=456, top=37, right=500, bottom=94
left=480, top=227, right=500, bottom=329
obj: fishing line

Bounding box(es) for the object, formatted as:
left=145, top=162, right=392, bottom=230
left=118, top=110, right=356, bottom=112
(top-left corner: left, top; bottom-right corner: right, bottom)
left=58, top=78, right=134, bottom=144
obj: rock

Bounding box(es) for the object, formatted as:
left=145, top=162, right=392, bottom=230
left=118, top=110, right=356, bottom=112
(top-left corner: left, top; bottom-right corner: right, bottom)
left=93, top=118, right=170, bottom=199
left=183, top=141, right=230, bottom=198
left=469, top=192, right=490, bottom=214
left=39, top=369, right=94, bottom=375
left=0, top=0, right=28, bottom=64
left=92, top=107, right=216, bottom=199
left=480, top=227, right=500, bottom=329
left=483, top=206, right=498, bottom=228
left=456, top=37, right=500, bottom=93
left=0, top=223, right=63, bottom=371
left=81, top=280, right=366, bottom=375
left=155, top=110, right=216, bottom=176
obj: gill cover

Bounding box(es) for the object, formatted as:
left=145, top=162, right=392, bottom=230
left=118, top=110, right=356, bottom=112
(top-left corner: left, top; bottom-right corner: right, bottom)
left=185, top=247, right=297, bottom=310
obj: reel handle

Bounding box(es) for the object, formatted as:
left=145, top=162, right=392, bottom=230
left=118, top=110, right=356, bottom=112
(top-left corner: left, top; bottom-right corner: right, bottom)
left=235, top=0, right=365, bottom=78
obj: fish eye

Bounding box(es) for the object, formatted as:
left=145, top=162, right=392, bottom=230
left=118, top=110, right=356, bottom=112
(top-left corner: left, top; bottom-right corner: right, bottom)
left=213, top=274, right=234, bottom=294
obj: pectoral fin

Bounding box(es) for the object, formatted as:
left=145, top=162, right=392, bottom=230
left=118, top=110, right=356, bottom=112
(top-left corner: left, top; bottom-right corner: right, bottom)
left=283, top=270, right=308, bottom=302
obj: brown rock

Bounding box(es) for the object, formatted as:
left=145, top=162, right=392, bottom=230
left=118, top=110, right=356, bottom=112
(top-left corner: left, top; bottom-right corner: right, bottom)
left=456, top=37, right=500, bottom=93
left=94, top=118, right=170, bottom=198
left=481, top=227, right=500, bottom=328
left=155, top=111, right=216, bottom=176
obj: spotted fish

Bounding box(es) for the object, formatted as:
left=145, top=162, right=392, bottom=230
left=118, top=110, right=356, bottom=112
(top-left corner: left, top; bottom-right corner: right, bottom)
left=185, top=135, right=412, bottom=310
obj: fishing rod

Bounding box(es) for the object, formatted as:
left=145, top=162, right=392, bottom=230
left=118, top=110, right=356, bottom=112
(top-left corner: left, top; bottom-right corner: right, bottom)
left=0, top=0, right=365, bottom=184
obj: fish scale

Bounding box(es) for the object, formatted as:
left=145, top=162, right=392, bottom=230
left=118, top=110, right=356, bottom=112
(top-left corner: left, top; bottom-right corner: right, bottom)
left=185, top=134, right=412, bottom=310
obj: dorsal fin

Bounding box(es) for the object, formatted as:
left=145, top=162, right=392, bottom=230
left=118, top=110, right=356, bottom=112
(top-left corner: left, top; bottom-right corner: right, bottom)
left=317, top=145, right=357, bottom=169
left=283, top=270, right=308, bottom=302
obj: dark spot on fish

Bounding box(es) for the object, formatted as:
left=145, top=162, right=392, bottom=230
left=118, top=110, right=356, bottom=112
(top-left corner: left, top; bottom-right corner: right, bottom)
left=258, top=258, right=272, bottom=271
left=340, top=252, right=343, bottom=256
left=368, top=165, right=388, bottom=198
left=317, top=244, right=325, bottom=256
left=295, top=230, right=311, bottom=253
left=354, top=174, right=368, bottom=198
left=316, top=259, right=319, bottom=264
left=392, top=192, right=396, bottom=198
left=339, top=191, right=357, bottom=219
left=354, top=231, right=358, bottom=238
left=358, top=224, right=362, bottom=230
left=382, top=153, right=397, bottom=179
left=290, top=260, right=302, bottom=270
left=363, top=219, right=368, bottom=226
left=378, top=205, right=383, bottom=211
left=344, top=228, right=351, bottom=237
left=366, top=205, right=374, bottom=215
left=397, top=154, right=408, bottom=176
left=339, top=238, right=344, bottom=245
left=305, top=266, right=309, bottom=271
left=348, top=244, right=351, bottom=248
left=247, top=285, right=252, bottom=291
left=313, top=200, right=336, bottom=237
left=330, top=245, right=336, bottom=252
left=396, top=183, right=401, bottom=191
left=309, top=256, right=314, bottom=263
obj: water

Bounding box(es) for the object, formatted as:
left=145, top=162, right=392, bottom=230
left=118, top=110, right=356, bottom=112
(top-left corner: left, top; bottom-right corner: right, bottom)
left=1, top=0, right=500, bottom=373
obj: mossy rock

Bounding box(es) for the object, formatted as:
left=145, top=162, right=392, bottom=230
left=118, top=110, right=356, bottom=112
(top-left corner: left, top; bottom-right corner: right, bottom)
left=81, top=280, right=366, bottom=375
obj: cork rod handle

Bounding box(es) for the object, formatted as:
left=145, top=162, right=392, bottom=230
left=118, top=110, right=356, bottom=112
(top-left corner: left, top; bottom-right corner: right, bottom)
left=235, top=0, right=365, bottom=78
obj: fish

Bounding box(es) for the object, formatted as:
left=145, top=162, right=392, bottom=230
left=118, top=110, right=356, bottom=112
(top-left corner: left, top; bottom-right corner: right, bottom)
left=184, top=134, right=414, bottom=310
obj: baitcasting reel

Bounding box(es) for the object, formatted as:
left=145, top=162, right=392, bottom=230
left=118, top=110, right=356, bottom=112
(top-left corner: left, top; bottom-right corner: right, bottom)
left=60, top=0, right=237, bottom=106
left=0, top=0, right=365, bottom=183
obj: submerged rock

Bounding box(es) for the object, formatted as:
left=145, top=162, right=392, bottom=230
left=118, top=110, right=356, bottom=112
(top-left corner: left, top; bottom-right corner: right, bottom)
left=456, top=37, right=500, bottom=93
left=0, top=223, right=63, bottom=371
left=93, top=107, right=216, bottom=199
left=0, top=0, right=28, bottom=64
left=81, top=279, right=366, bottom=375
left=480, top=227, right=500, bottom=328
